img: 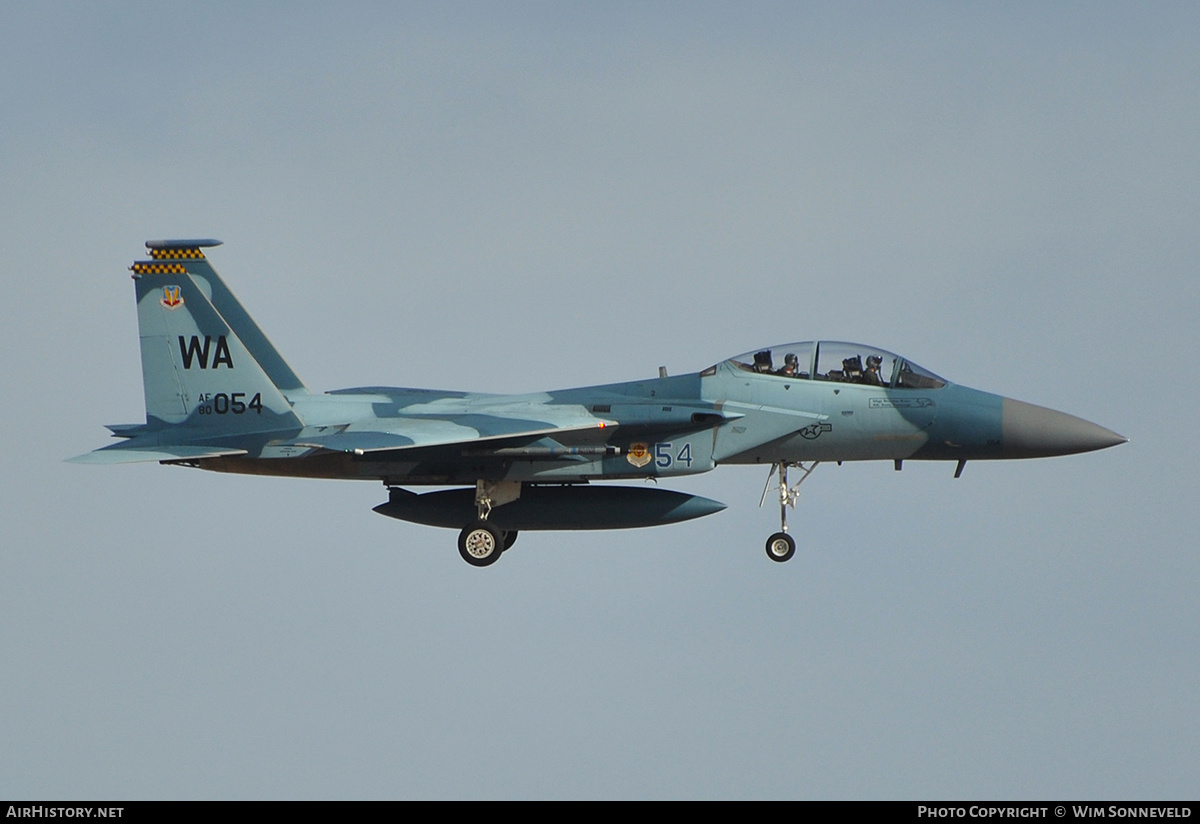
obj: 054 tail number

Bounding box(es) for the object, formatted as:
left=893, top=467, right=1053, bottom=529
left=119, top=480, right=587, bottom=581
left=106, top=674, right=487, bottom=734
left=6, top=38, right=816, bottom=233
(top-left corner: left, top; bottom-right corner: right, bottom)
left=196, top=392, right=263, bottom=415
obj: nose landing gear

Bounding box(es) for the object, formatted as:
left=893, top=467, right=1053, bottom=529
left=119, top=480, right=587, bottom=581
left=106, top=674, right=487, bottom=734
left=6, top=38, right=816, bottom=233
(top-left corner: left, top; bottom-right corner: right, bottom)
left=765, top=531, right=796, bottom=562
left=759, top=461, right=819, bottom=563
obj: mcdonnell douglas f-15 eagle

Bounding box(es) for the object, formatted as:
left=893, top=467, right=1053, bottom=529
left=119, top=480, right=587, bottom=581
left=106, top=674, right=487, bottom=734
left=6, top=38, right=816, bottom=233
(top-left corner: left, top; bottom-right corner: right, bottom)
left=71, top=240, right=1126, bottom=566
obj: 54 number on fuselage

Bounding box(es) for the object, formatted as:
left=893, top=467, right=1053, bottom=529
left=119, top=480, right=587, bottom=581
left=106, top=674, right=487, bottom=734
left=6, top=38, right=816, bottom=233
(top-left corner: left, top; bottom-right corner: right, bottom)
left=654, top=441, right=693, bottom=469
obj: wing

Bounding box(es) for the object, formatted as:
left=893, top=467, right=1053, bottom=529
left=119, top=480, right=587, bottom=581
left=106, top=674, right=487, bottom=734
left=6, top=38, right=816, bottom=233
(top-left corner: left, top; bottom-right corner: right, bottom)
left=279, top=408, right=614, bottom=456
left=275, top=396, right=746, bottom=458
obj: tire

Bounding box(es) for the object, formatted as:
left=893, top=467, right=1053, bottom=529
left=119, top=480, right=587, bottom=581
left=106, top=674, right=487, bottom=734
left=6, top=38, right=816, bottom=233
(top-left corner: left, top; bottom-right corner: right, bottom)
left=503, top=530, right=519, bottom=551
left=458, top=521, right=503, bottom=567
left=765, top=531, right=796, bottom=563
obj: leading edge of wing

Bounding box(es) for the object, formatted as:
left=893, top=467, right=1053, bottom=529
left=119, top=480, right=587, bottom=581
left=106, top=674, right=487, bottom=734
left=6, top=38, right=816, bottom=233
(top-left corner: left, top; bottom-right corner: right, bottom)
left=283, top=419, right=615, bottom=456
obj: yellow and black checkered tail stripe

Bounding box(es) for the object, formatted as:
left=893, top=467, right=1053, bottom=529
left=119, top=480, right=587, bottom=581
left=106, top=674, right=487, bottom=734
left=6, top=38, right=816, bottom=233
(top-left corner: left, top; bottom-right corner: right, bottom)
left=130, top=262, right=187, bottom=275
left=147, top=247, right=206, bottom=260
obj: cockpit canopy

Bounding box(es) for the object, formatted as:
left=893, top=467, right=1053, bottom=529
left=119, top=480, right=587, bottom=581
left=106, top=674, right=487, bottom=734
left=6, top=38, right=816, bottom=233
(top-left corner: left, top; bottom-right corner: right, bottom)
left=723, top=341, right=946, bottom=389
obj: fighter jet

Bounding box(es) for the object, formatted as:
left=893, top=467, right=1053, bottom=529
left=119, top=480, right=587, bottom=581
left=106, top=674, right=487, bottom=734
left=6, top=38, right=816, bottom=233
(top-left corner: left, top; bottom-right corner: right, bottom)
left=70, top=240, right=1126, bottom=566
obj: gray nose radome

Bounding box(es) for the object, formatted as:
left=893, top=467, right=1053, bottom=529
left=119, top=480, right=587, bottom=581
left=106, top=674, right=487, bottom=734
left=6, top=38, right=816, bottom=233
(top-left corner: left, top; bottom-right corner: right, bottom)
left=1001, top=398, right=1127, bottom=458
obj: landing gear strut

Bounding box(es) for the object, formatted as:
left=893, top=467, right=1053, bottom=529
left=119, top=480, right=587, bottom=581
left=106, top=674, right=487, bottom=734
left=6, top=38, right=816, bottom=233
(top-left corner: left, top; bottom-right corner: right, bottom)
left=759, top=460, right=819, bottom=562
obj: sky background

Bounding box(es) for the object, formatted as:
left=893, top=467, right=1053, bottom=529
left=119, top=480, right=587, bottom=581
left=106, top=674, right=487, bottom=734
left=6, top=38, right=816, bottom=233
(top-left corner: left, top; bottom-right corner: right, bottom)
left=2, top=2, right=1196, bottom=800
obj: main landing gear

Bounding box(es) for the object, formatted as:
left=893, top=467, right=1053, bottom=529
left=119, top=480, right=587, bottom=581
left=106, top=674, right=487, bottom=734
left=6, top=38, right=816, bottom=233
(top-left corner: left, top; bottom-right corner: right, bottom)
left=457, top=481, right=520, bottom=567
left=760, top=460, right=819, bottom=563
left=458, top=521, right=513, bottom=566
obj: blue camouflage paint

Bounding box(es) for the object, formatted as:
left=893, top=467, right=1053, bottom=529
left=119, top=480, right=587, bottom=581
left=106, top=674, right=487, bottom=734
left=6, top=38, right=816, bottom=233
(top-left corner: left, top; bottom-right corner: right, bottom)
left=70, top=242, right=1126, bottom=560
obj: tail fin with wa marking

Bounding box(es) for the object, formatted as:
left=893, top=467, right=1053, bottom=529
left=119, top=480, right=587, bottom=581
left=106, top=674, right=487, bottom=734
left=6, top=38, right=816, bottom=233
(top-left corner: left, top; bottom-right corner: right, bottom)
left=132, top=239, right=308, bottom=430
left=70, top=240, right=307, bottom=463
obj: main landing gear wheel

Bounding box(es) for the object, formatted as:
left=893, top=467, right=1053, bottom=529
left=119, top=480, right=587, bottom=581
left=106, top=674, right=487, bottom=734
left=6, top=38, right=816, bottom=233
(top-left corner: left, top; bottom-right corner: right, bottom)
left=503, top=530, right=519, bottom=550
left=458, top=520, right=504, bottom=567
left=766, top=532, right=796, bottom=563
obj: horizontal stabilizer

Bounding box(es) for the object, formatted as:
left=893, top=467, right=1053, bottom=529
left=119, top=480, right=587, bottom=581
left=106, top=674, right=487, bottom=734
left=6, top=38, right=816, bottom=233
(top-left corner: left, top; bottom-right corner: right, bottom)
left=67, top=445, right=248, bottom=465
left=104, top=423, right=144, bottom=438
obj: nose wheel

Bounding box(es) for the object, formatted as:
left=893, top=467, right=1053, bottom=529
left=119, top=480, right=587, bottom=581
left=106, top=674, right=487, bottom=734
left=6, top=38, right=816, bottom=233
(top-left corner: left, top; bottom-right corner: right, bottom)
left=766, top=531, right=796, bottom=562
left=759, top=460, right=818, bottom=563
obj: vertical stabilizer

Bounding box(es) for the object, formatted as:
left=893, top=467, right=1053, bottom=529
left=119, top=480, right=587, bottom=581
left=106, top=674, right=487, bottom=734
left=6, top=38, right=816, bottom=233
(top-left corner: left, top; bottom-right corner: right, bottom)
left=131, top=240, right=304, bottom=433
